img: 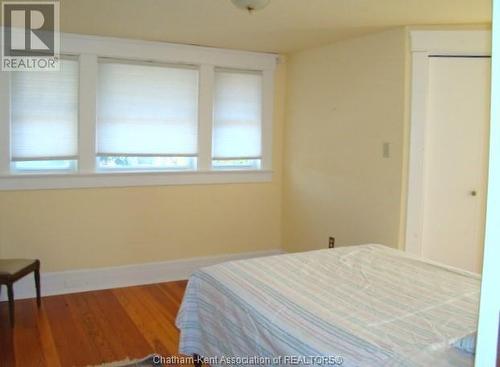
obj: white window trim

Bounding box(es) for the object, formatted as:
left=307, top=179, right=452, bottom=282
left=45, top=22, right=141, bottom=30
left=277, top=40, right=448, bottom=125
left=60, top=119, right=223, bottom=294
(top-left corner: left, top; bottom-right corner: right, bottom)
left=0, top=31, right=277, bottom=190
left=0, top=170, right=273, bottom=190
left=404, top=30, right=491, bottom=256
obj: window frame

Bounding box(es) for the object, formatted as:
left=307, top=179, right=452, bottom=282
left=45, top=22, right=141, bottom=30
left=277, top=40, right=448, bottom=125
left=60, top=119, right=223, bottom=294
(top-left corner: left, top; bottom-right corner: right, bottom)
left=0, top=31, right=276, bottom=190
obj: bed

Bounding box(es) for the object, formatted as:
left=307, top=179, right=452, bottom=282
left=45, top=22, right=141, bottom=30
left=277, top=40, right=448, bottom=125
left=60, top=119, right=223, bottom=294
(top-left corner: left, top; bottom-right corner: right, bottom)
left=176, top=244, right=480, bottom=366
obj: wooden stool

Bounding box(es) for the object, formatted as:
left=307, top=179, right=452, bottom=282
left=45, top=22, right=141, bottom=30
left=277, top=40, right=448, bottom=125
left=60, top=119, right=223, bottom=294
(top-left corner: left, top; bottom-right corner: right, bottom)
left=0, top=259, right=41, bottom=327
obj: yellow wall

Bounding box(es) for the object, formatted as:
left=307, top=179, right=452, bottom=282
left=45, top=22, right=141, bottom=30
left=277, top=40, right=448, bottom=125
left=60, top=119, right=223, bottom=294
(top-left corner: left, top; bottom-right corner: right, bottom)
left=0, top=63, right=286, bottom=273
left=0, top=28, right=410, bottom=271
left=282, top=28, right=407, bottom=252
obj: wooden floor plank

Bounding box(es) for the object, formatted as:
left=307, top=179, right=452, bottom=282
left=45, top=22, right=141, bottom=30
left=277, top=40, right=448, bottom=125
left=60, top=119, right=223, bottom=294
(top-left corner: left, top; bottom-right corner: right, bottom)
left=161, top=281, right=189, bottom=307
left=0, top=281, right=188, bottom=367
left=90, top=290, right=153, bottom=361
left=112, top=286, right=178, bottom=357
left=36, top=305, right=62, bottom=367
left=13, top=300, right=46, bottom=367
left=0, top=301, right=16, bottom=367
left=65, top=291, right=121, bottom=364
left=43, top=295, right=101, bottom=367
left=157, top=282, right=185, bottom=309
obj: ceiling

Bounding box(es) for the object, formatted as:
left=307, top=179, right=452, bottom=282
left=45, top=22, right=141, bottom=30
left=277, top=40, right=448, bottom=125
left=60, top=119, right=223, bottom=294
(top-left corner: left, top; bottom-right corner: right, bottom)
left=58, top=0, right=491, bottom=54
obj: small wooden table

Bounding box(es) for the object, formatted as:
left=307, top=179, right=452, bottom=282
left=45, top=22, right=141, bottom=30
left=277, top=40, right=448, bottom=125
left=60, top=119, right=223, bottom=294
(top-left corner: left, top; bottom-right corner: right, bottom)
left=0, top=259, right=41, bottom=327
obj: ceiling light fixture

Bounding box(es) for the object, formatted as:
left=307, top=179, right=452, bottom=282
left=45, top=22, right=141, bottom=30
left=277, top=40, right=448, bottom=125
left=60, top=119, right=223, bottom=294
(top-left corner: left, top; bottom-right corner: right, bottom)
left=231, top=0, right=270, bottom=13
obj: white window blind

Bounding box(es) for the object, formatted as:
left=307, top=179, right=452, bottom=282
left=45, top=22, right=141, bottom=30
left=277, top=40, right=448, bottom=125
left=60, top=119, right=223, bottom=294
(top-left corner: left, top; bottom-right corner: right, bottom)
left=97, top=60, right=199, bottom=157
left=213, top=69, right=262, bottom=160
left=10, top=59, right=79, bottom=161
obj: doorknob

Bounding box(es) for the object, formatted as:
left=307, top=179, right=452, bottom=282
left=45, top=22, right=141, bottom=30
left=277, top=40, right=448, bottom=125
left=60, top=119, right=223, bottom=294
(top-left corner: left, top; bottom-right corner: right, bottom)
left=470, top=190, right=477, bottom=196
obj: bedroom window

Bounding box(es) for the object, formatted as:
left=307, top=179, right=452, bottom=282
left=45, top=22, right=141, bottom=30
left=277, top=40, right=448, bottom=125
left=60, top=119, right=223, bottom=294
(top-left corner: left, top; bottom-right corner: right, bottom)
left=0, top=33, right=276, bottom=190
left=212, top=69, right=263, bottom=170
left=96, top=60, right=199, bottom=171
left=9, top=58, right=79, bottom=173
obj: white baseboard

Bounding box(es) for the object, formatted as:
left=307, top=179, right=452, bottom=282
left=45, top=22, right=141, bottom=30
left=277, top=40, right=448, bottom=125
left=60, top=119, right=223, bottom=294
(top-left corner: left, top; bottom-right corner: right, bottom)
left=0, top=249, right=283, bottom=301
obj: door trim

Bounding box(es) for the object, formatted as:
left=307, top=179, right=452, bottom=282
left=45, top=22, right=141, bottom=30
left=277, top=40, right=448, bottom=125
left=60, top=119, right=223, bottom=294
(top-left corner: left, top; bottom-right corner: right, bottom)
left=405, top=30, right=491, bottom=255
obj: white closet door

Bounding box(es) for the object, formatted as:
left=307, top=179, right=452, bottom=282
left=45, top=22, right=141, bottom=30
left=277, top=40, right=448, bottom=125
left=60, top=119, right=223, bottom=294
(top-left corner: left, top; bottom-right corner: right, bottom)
left=422, top=56, right=490, bottom=273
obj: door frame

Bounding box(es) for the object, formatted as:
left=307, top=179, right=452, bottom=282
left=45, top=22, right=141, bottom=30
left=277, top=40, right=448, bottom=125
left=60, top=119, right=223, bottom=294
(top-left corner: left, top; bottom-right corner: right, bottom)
left=404, top=30, right=491, bottom=256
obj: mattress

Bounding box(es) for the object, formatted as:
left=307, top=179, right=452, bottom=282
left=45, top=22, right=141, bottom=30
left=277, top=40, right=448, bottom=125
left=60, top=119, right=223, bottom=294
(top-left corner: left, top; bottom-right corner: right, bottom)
left=176, top=244, right=480, bottom=366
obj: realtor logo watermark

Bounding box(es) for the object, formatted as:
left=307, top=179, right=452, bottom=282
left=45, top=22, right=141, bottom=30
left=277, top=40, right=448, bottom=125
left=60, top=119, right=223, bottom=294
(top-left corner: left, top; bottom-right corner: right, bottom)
left=1, top=1, right=60, bottom=71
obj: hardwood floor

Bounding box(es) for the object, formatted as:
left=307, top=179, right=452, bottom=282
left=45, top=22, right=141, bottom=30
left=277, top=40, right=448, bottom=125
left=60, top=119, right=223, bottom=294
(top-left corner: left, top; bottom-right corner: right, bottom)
left=0, top=280, right=189, bottom=367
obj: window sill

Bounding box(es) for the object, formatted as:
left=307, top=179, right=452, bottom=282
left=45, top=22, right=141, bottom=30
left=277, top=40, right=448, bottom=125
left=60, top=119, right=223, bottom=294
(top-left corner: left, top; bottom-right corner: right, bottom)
left=0, top=169, right=273, bottom=191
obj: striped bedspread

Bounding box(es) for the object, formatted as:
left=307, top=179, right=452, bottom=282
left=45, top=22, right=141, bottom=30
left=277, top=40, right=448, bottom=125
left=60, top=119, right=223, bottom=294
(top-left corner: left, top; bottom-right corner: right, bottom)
left=176, top=245, right=480, bottom=366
